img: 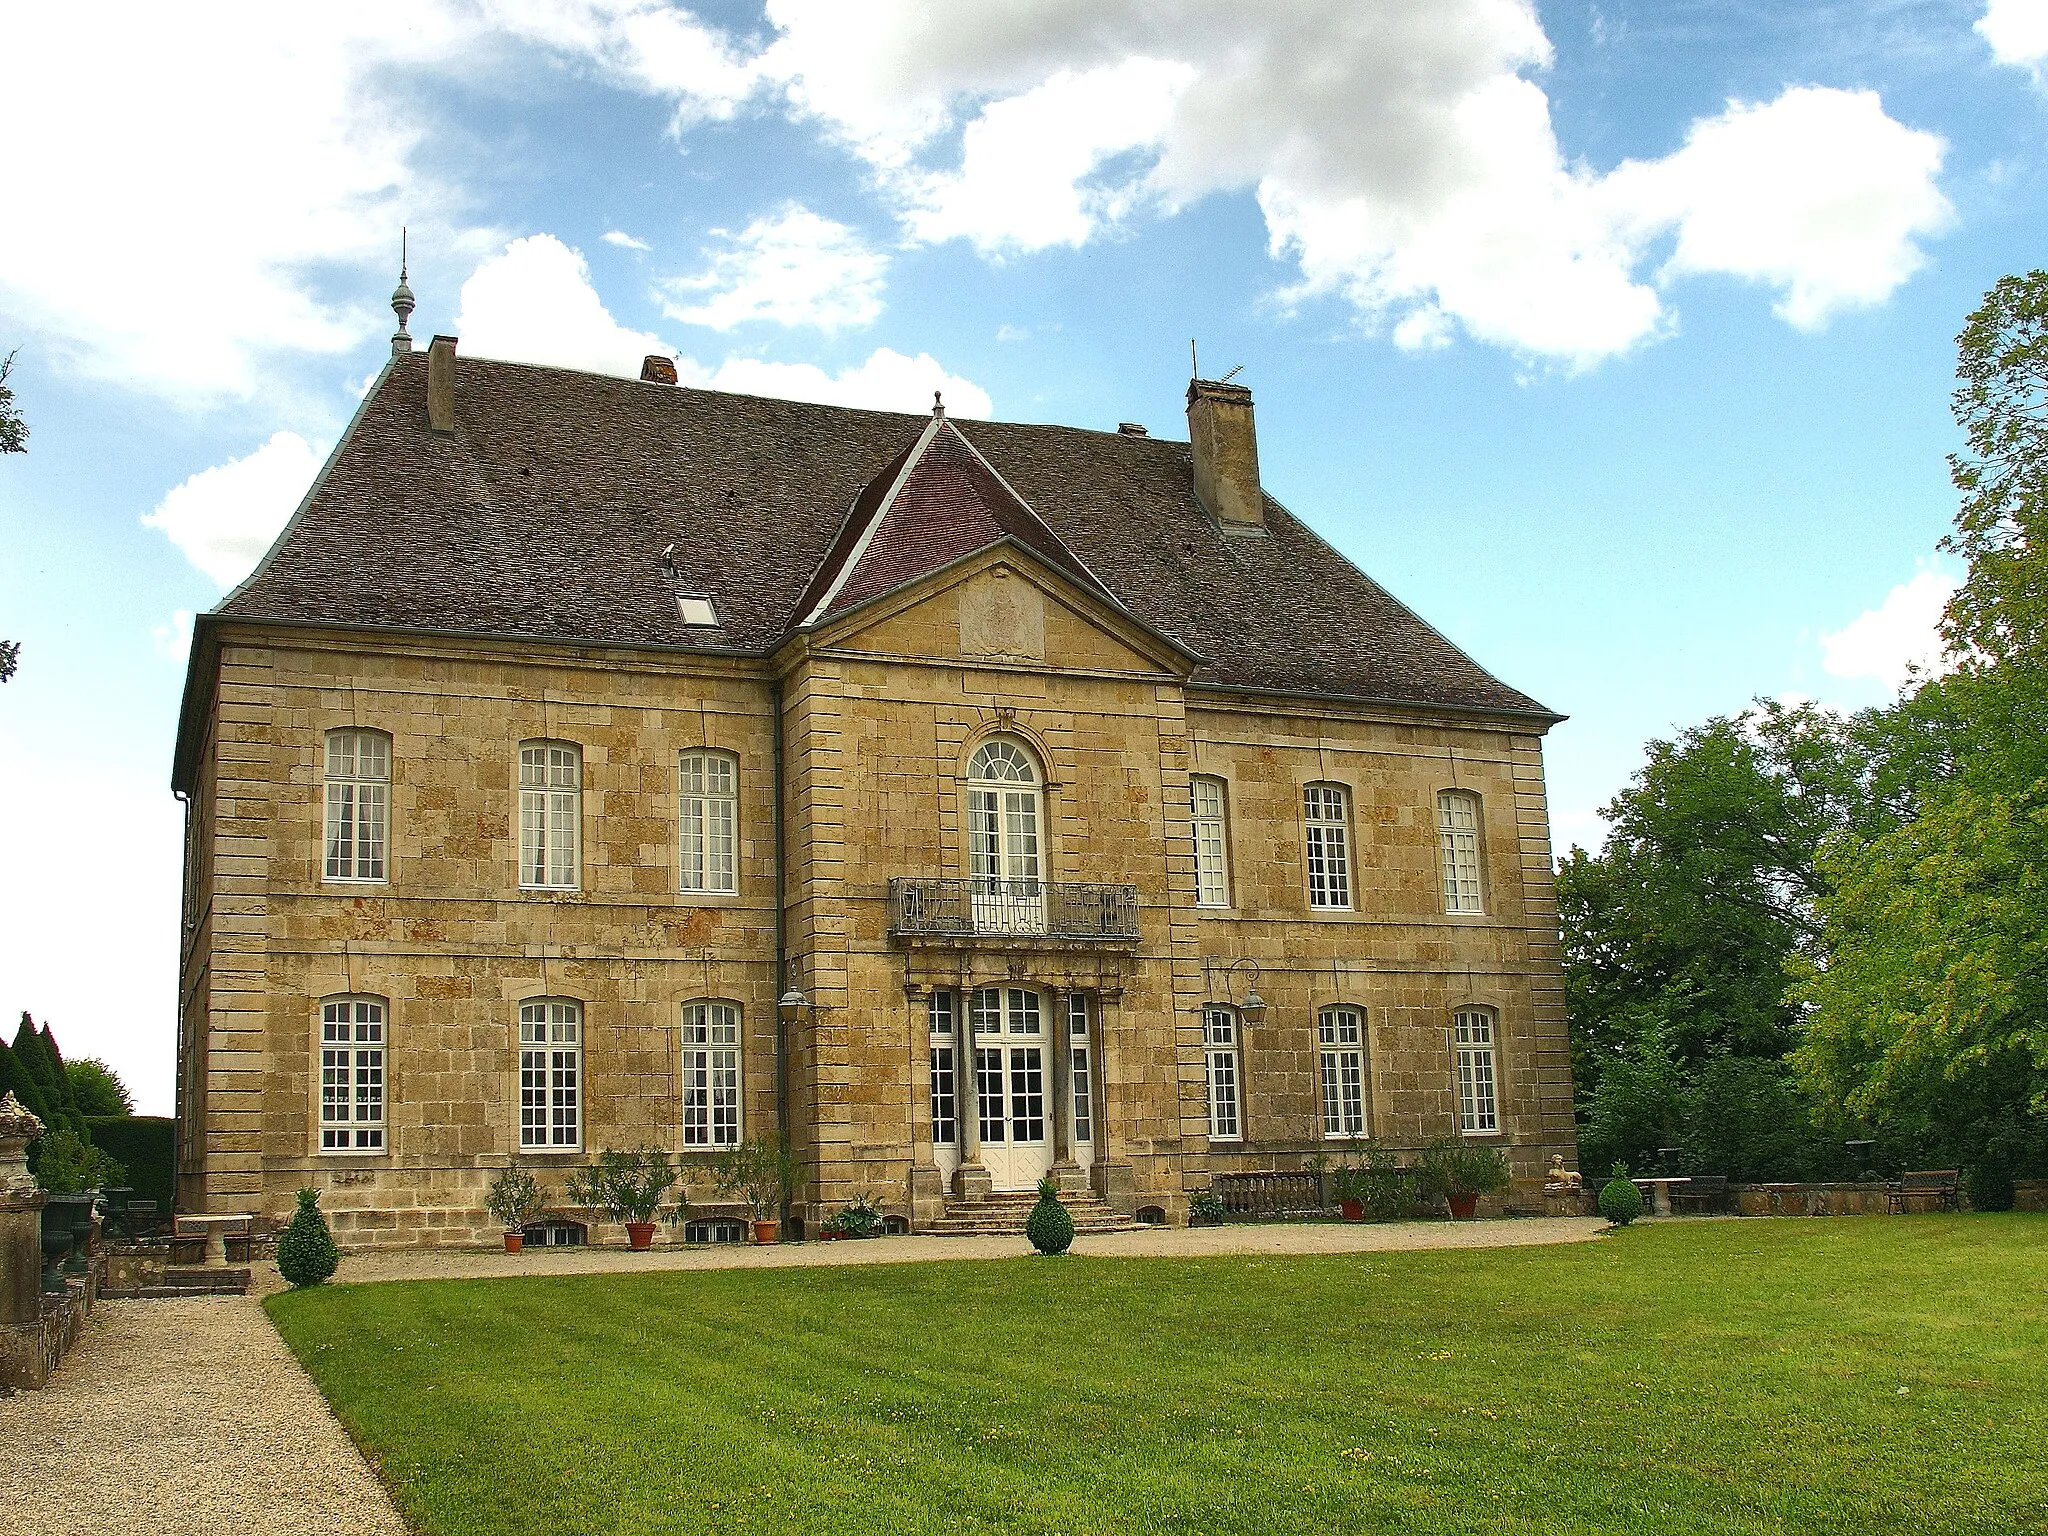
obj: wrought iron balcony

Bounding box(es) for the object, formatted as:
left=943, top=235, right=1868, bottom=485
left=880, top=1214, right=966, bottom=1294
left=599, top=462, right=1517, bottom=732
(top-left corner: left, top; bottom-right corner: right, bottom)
left=888, top=877, right=1139, bottom=943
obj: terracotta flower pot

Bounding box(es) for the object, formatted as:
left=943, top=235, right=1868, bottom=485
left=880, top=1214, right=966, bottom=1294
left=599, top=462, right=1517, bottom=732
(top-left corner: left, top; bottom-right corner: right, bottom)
left=626, top=1221, right=656, bottom=1251
left=752, top=1218, right=780, bottom=1246
left=503, top=1230, right=524, bottom=1254
left=1447, top=1192, right=1479, bottom=1220
left=1340, top=1199, right=1365, bottom=1222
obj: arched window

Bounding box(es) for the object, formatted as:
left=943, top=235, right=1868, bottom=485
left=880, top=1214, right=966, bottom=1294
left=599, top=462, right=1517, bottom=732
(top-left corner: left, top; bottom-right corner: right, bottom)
left=319, top=996, right=386, bottom=1152
left=681, top=1000, right=742, bottom=1147
left=1438, top=790, right=1484, bottom=914
left=679, top=750, right=739, bottom=893
left=966, top=739, right=1044, bottom=933
left=323, top=729, right=389, bottom=883
left=1302, top=783, right=1351, bottom=910
left=518, top=998, right=582, bottom=1150
left=1318, top=1006, right=1367, bottom=1139
left=1203, top=1006, right=1242, bottom=1142
left=518, top=741, right=581, bottom=890
left=1191, top=776, right=1231, bottom=908
left=1454, top=1007, right=1499, bottom=1134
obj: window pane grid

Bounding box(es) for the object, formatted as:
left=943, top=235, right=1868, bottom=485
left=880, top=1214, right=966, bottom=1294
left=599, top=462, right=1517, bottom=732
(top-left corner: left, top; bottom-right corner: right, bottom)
left=1069, top=994, right=1093, bottom=1144
left=1318, top=1007, right=1366, bottom=1138
left=1438, top=792, right=1483, bottom=913
left=319, top=998, right=385, bottom=1151
left=680, top=751, right=739, bottom=893
left=323, top=731, right=389, bottom=882
left=1455, top=1009, right=1499, bottom=1133
left=1192, top=777, right=1230, bottom=907
left=519, top=1000, right=581, bottom=1148
left=682, top=1001, right=742, bottom=1147
left=1303, top=784, right=1351, bottom=909
left=1203, top=1006, right=1240, bottom=1140
left=519, top=745, right=581, bottom=890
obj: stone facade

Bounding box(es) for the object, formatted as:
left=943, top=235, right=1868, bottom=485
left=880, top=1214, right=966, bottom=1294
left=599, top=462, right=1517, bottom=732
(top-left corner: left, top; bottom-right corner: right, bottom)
left=175, top=543, right=1573, bottom=1247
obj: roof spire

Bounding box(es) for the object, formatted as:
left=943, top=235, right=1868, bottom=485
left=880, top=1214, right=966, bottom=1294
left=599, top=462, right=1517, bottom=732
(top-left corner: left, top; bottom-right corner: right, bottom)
left=390, top=227, right=416, bottom=357
left=932, top=389, right=945, bottom=419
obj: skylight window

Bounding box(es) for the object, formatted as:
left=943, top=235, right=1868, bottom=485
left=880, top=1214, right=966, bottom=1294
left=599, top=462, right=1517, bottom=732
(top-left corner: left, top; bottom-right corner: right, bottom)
left=677, top=595, right=720, bottom=627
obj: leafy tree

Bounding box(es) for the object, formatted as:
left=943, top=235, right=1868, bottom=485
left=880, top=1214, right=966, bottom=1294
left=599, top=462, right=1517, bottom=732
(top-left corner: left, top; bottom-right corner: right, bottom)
left=66, top=1057, right=134, bottom=1117
left=1792, top=271, right=2048, bottom=1174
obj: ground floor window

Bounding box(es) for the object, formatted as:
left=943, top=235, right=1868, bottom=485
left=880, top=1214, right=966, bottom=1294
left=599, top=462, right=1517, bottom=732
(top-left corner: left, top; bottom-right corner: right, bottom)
left=1455, top=1007, right=1499, bottom=1134
left=319, top=997, right=385, bottom=1152
left=1319, top=1007, right=1366, bottom=1139
left=519, top=999, right=582, bottom=1150
left=929, top=990, right=957, bottom=1148
left=681, top=1000, right=741, bottom=1147
left=1203, top=1006, right=1241, bottom=1141
left=1069, top=994, right=1093, bottom=1145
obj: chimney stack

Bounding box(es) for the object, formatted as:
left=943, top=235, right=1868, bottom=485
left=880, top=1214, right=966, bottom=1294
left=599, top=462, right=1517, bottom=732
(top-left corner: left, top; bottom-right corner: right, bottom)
left=1186, top=378, right=1263, bottom=532
left=426, top=335, right=457, bottom=433
left=640, top=354, right=678, bottom=385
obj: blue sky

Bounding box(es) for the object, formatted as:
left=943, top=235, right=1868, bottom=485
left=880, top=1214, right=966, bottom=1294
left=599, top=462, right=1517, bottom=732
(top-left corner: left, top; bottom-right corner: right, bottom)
left=3, top=0, right=2046, bottom=1111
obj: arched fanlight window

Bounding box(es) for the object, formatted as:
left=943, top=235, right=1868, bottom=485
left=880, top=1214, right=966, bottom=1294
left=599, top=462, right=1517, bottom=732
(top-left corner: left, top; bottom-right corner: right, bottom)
left=967, top=739, right=1037, bottom=785
left=965, top=739, right=1044, bottom=934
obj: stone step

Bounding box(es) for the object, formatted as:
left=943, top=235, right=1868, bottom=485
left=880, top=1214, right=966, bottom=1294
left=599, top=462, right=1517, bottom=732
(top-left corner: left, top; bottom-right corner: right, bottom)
left=147, top=1267, right=252, bottom=1297
left=927, top=1193, right=1144, bottom=1236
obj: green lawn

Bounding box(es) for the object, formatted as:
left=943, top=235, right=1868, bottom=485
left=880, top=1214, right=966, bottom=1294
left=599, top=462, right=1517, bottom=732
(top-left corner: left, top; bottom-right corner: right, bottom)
left=267, top=1217, right=2048, bottom=1536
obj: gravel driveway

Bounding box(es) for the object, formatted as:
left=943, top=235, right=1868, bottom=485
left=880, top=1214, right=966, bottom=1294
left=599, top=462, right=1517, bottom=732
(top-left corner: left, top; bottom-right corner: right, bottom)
left=0, top=1295, right=407, bottom=1536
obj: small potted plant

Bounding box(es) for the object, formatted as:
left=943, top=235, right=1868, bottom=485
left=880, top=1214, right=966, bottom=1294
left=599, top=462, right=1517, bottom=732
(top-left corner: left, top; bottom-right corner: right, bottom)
left=1188, top=1188, right=1227, bottom=1227
left=484, top=1161, right=547, bottom=1253
left=567, top=1146, right=677, bottom=1250
left=710, top=1133, right=801, bottom=1244
left=1419, top=1136, right=1513, bottom=1220
left=1330, top=1163, right=1367, bottom=1222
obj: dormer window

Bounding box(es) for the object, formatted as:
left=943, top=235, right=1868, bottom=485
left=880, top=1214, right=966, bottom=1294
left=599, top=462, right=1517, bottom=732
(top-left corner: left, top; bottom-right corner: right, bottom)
left=676, top=595, right=719, bottom=627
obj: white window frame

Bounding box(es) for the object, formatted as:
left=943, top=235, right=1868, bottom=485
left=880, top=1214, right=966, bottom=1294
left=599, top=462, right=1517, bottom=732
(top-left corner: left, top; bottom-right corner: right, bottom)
left=681, top=1000, right=742, bottom=1147
left=1068, top=993, right=1094, bottom=1145
left=679, top=749, right=739, bottom=894
left=519, top=999, right=582, bottom=1150
left=1438, top=790, right=1485, bottom=915
left=1191, top=775, right=1231, bottom=908
left=1455, top=1007, right=1500, bottom=1135
left=319, top=996, right=386, bottom=1153
left=1319, top=1007, right=1367, bottom=1139
left=1303, top=783, right=1352, bottom=910
left=1203, top=1006, right=1242, bottom=1142
left=323, top=729, right=389, bottom=884
left=929, top=991, right=957, bottom=1149
left=518, top=742, right=582, bottom=891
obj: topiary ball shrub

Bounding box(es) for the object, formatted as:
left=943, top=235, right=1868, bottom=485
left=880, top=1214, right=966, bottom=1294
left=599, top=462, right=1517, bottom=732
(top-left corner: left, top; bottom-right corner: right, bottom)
left=1966, top=1158, right=2016, bottom=1213
left=277, top=1187, right=342, bottom=1288
left=1598, top=1176, right=1644, bottom=1227
left=1025, top=1177, right=1074, bottom=1256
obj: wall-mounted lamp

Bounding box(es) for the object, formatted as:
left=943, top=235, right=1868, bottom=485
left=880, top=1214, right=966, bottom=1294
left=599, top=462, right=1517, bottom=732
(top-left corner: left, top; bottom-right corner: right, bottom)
left=1225, top=958, right=1267, bottom=1026
left=778, top=988, right=811, bottom=1025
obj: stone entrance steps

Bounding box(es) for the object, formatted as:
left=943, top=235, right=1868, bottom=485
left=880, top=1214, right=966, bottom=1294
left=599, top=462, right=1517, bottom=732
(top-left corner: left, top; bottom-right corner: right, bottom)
left=139, top=1266, right=251, bottom=1299
left=926, top=1190, right=1142, bottom=1237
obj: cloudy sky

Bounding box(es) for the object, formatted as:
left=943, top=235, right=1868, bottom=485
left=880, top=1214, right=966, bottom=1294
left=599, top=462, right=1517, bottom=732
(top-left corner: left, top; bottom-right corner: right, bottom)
left=3, top=0, right=2045, bottom=1111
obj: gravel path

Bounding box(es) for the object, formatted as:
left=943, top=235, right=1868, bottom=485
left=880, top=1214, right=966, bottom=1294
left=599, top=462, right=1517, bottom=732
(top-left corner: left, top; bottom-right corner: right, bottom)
left=316, top=1214, right=1605, bottom=1289
left=0, top=1295, right=407, bottom=1536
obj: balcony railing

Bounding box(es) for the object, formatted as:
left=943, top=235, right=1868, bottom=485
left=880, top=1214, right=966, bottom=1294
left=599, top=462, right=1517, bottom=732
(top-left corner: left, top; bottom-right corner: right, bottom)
left=888, top=877, right=1139, bottom=942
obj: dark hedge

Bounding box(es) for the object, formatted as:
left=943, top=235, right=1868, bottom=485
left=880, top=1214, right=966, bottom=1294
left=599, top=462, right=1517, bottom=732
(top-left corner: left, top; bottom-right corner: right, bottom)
left=85, top=1115, right=174, bottom=1211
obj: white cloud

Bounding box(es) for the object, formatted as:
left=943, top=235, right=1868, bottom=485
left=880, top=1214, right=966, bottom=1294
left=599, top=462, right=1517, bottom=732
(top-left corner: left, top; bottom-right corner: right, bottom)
left=620, top=1, right=1952, bottom=366
left=1979, top=0, right=2048, bottom=72
left=659, top=206, right=888, bottom=331
left=1819, top=565, right=1959, bottom=693
left=603, top=230, right=653, bottom=251
left=451, top=231, right=990, bottom=417
left=141, top=431, right=327, bottom=587
left=455, top=234, right=673, bottom=376
left=151, top=609, right=195, bottom=663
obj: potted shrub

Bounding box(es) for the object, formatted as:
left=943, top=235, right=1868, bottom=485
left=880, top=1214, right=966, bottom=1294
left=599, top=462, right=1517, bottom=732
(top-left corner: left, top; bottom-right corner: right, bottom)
left=1026, top=1176, right=1074, bottom=1255
left=824, top=1192, right=885, bottom=1240
left=1188, top=1188, right=1227, bottom=1227
left=711, top=1133, right=801, bottom=1244
left=567, top=1146, right=676, bottom=1250
left=484, top=1162, right=546, bottom=1253
left=1330, top=1164, right=1367, bottom=1222
left=1419, top=1136, right=1513, bottom=1220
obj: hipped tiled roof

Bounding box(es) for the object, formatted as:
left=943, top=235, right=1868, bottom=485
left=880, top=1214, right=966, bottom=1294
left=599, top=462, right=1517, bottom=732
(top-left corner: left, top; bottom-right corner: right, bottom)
left=214, top=353, right=1556, bottom=719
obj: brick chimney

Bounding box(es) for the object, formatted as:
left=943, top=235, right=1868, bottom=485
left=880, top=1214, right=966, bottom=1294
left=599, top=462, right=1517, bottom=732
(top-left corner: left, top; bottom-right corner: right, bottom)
left=1186, top=378, right=1263, bottom=532
left=426, top=334, right=457, bottom=433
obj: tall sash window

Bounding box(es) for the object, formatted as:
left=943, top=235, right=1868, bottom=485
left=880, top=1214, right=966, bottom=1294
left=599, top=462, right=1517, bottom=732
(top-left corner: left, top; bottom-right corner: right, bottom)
left=1438, top=791, right=1484, bottom=914
left=1318, top=1007, right=1366, bottom=1138
left=1203, top=1006, right=1241, bottom=1141
left=518, top=743, right=581, bottom=890
left=323, top=730, right=389, bottom=882
left=679, top=751, right=739, bottom=893
left=681, top=1001, right=741, bottom=1147
left=518, top=999, right=582, bottom=1149
left=1455, top=1008, right=1499, bottom=1134
left=1303, top=783, right=1351, bottom=910
left=966, top=740, right=1045, bottom=934
left=1191, top=776, right=1231, bottom=908
left=319, top=997, right=385, bottom=1151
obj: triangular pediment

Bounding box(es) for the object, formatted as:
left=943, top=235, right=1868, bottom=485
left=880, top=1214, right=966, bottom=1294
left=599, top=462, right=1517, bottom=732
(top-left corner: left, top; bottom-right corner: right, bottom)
left=807, top=542, right=1194, bottom=677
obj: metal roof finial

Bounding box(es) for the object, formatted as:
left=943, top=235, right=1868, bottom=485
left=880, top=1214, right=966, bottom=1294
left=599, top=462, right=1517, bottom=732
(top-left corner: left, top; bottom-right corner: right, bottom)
left=390, top=227, right=416, bottom=357
left=932, top=389, right=945, bottom=419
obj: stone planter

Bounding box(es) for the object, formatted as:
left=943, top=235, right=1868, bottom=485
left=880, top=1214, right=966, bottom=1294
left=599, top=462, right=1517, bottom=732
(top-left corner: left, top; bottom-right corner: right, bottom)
left=625, top=1222, right=656, bottom=1251
left=503, top=1231, right=523, bottom=1254
left=752, top=1219, right=779, bottom=1245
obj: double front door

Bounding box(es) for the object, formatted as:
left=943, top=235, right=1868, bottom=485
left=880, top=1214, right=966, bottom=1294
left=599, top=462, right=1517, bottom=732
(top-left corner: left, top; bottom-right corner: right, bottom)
left=973, top=987, right=1052, bottom=1191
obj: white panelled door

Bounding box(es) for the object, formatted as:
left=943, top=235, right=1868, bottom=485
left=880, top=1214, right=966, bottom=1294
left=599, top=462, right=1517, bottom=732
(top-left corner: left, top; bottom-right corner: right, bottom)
left=970, top=986, right=1054, bottom=1190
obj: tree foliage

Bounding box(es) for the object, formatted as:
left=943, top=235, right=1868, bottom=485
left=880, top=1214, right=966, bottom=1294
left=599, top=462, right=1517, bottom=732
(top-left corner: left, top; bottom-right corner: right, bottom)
left=66, top=1057, right=135, bottom=1117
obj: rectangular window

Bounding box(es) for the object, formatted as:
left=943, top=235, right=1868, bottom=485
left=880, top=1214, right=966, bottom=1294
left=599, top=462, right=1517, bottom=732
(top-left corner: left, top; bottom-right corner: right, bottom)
left=1456, top=1008, right=1499, bottom=1134
left=1438, top=791, right=1484, bottom=914
left=1319, top=1007, right=1367, bottom=1139
left=1303, top=783, right=1351, bottom=910
left=319, top=998, right=385, bottom=1151
left=1191, top=776, right=1231, bottom=908
left=1203, top=1006, right=1241, bottom=1141
left=518, top=743, right=580, bottom=890
left=323, top=730, right=389, bottom=883
left=519, top=999, right=582, bottom=1149
left=1069, top=994, right=1093, bottom=1145
left=929, top=991, right=956, bottom=1149
left=679, top=750, right=739, bottom=893
left=681, top=1001, right=741, bottom=1148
